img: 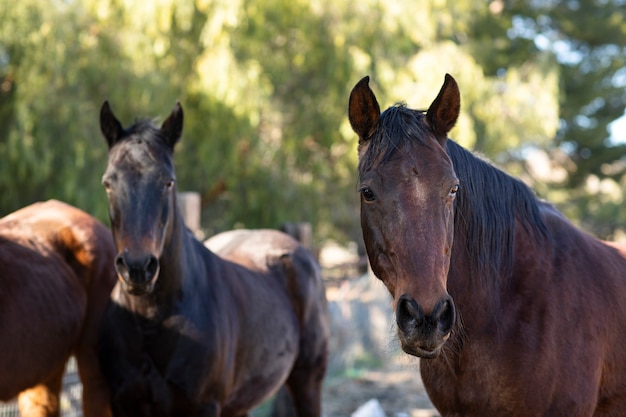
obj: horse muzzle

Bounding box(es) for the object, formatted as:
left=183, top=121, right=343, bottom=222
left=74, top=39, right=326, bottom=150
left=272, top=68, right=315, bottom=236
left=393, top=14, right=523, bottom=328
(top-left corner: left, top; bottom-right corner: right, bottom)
left=114, top=252, right=160, bottom=296
left=395, top=293, right=456, bottom=359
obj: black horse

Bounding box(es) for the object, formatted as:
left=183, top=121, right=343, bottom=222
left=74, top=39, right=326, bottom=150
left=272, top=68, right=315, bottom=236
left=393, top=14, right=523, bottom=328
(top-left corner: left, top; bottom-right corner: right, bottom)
left=98, top=101, right=329, bottom=417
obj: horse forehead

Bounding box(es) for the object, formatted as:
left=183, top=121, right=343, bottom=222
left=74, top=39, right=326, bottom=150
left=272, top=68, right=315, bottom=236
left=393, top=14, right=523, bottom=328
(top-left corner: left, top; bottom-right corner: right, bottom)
left=375, top=143, right=455, bottom=183
left=409, top=139, right=453, bottom=169
left=108, top=140, right=171, bottom=176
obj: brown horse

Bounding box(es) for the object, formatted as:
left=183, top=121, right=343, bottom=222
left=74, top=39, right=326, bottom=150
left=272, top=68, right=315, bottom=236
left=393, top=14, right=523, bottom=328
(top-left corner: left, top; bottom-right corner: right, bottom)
left=348, top=74, right=626, bottom=416
left=98, top=101, right=329, bottom=417
left=0, top=200, right=116, bottom=417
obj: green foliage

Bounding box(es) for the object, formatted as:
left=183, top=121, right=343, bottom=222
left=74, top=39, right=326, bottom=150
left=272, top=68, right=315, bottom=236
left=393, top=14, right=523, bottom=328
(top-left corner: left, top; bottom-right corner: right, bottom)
left=482, top=0, right=626, bottom=237
left=1, top=0, right=625, bottom=242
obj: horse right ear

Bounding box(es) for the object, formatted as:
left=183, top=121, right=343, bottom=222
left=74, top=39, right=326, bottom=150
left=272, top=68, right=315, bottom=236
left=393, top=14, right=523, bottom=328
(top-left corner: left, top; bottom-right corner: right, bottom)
left=100, top=101, right=125, bottom=148
left=426, top=74, right=460, bottom=146
left=160, top=101, right=183, bottom=149
left=348, top=76, right=381, bottom=146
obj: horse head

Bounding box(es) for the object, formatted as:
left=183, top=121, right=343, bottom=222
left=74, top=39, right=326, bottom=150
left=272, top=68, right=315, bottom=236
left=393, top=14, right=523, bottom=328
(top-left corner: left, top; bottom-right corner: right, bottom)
left=99, top=101, right=183, bottom=296
left=349, top=75, right=460, bottom=358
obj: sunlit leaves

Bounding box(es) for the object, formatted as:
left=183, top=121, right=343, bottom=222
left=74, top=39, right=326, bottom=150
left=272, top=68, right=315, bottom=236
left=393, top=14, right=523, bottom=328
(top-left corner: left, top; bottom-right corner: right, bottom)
left=1, top=0, right=624, bottom=241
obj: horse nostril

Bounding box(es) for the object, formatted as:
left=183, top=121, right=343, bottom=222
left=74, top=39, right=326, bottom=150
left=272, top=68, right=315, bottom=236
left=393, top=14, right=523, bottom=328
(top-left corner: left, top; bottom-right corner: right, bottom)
left=145, top=255, right=159, bottom=278
left=434, top=297, right=456, bottom=334
left=396, top=295, right=424, bottom=332
left=114, top=254, right=127, bottom=274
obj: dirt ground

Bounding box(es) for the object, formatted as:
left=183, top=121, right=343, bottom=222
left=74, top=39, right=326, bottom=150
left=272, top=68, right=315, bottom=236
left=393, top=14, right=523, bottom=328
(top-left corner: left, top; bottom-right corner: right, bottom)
left=322, top=360, right=438, bottom=417
left=317, top=267, right=439, bottom=417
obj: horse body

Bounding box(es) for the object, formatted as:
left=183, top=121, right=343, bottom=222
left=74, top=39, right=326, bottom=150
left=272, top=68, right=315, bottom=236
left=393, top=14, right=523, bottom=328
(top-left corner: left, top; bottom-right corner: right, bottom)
left=0, top=200, right=116, bottom=417
left=98, top=102, right=328, bottom=417
left=348, top=75, right=626, bottom=416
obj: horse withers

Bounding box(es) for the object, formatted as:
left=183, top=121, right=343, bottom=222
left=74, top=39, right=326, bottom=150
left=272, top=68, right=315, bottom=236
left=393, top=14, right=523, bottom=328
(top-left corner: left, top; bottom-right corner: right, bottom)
left=98, top=101, right=329, bottom=417
left=0, top=200, right=116, bottom=417
left=349, top=74, right=626, bottom=416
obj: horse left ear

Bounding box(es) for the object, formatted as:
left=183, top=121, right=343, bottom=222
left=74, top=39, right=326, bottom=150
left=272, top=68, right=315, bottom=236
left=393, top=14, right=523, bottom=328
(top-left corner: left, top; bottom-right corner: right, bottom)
left=100, top=101, right=125, bottom=148
left=426, top=74, right=460, bottom=147
left=348, top=76, right=381, bottom=143
left=161, top=101, right=184, bottom=149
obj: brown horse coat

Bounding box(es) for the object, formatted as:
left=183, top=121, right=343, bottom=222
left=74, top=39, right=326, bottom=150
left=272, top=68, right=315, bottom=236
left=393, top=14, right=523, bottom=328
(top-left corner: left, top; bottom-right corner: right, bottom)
left=0, top=200, right=116, bottom=417
left=349, top=74, right=626, bottom=416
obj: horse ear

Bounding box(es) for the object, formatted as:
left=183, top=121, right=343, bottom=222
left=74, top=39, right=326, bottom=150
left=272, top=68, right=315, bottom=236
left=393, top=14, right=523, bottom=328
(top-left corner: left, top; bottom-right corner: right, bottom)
left=100, top=101, right=125, bottom=148
left=426, top=74, right=460, bottom=146
left=348, top=76, right=381, bottom=144
left=161, top=101, right=183, bottom=149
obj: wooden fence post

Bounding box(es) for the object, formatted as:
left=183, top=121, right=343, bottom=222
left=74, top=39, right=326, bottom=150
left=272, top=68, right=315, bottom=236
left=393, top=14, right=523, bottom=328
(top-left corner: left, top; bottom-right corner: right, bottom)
left=177, top=192, right=201, bottom=234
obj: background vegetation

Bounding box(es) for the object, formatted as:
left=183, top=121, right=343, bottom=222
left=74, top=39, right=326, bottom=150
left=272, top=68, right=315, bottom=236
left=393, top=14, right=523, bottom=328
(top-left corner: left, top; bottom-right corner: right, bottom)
left=1, top=0, right=625, bottom=247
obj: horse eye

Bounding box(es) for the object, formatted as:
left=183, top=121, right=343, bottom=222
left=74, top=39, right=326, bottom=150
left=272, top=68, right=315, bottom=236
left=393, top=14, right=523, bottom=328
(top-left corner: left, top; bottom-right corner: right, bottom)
left=165, top=179, right=175, bottom=190
left=102, top=180, right=111, bottom=191
left=360, top=187, right=376, bottom=202
left=449, top=184, right=460, bottom=197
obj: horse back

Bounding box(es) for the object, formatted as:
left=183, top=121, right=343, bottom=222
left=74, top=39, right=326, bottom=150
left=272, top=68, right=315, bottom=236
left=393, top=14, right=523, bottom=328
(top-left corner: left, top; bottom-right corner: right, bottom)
left=0, top=200, right=116, bottom=289
left=205, top=229, right=303, bottom=271
left=205, top=229, right=327, bottom=321
left=0, top=200, right=117, bottom=339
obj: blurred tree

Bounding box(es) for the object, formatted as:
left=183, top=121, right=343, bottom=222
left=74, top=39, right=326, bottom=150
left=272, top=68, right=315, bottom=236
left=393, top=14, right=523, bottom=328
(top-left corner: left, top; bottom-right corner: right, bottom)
left=473, top=0, right=626, bottom=237
left=0, top=0, right=113, bottom=217
left=0, top=0, right=209, bottom=220
left=0, top=0, right=623, bottom=244
left=225, top=0, right=360, bottom=239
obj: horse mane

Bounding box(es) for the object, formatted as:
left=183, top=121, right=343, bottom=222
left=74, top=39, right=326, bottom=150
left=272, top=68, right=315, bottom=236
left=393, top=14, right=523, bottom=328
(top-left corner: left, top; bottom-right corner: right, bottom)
left=359, top=104, right=550, bottom=304
left=446, top=140, right=549, bottom=299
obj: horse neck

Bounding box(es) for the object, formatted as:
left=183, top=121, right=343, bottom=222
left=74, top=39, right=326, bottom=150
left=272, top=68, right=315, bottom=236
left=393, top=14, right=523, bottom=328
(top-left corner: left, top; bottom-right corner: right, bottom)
left=162, top=202, right=226, bottom=295
left=158, top=205, right=195, bottom=299
left=444, top=141, right=550, bottom=327
left=447, top=228, right=497, bottom=324
left=447, top=213, right=550, bottom=338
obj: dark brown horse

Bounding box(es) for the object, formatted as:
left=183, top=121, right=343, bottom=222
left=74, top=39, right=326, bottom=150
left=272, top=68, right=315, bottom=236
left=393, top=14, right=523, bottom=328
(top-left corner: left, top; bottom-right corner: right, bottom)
left=0, top=200, right=116, bottom=417
left=98, top=101, right=329, bottom=417
left=348, top=74, right=626, bottom=416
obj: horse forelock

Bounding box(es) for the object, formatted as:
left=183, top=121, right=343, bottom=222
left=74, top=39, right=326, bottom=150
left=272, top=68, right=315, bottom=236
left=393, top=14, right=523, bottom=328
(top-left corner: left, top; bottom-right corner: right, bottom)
left=358, top=104, right=433, bottom=180
left=108, top=120, right=174, bottom=170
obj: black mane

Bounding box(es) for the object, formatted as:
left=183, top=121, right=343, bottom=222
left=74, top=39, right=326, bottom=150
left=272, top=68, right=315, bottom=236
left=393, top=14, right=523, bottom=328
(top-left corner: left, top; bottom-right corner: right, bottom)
left=446, top=140, right=549, bottom=293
